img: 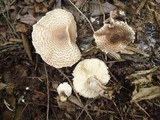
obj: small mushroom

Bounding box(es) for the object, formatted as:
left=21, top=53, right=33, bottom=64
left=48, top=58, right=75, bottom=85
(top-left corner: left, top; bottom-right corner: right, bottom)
left=57, top=82, right=72, bottom=102
left=93, top=11, right=135, bottom=53
left=72, top=58, right=110, bottom=98
left=32, top=9, right=81, bottom=68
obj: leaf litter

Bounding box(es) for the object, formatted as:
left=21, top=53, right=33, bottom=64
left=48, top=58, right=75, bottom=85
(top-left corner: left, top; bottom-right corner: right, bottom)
left=0, top=0, right=160, bottom=120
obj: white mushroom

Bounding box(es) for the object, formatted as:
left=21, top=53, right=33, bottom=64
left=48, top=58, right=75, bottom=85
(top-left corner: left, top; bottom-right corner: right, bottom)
left=72, top=58, right=110, bottom=98
left=57, top=82, right=72, bottom=102
left=93, top=11, right=135, bottom=53
left=32, top=9, right=81, bottom=68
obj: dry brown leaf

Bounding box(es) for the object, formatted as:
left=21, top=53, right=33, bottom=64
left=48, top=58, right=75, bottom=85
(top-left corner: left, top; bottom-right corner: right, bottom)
left=15, top=23, right=28, bottom=33
left=125, top=46, right=149, bottom=57
left=126, top=67, right=158, bottom=85
left=35, top=3, right=48, bottom=13
left=68, top=95, right=83, bottom=108
left=57, top=96, right=76, bottom=112
left=20, top=13, right=37, bottom=26
left=89, top=1, right=116, bottom=16
left=131, top=86, right=160, bottom=102
left=113, top=0, right=127, bottom=10
left=108, top=52, right=122, bottom=60
left=36, top=0, right=44, bottom=3
left=21, top=33, right=33, bottom=61
left=9, top=38, right=22, bottom=43
left=0, top=82, right=7, bottom=90
left=132, top=75, right=152, bottom=85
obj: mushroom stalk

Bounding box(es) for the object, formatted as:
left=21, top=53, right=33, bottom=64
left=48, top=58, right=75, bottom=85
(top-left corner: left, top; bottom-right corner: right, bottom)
left=88, top=76, right=112, bottom=98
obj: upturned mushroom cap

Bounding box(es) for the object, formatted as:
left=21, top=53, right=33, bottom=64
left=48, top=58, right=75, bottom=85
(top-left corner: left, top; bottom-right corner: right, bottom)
left=72, top=58, right=110, bottom=98
left=93, top=21, right=135, bottom=53
left=32, top=9, right=81, bottom=68
left=57, top=82, right=72, bottom=102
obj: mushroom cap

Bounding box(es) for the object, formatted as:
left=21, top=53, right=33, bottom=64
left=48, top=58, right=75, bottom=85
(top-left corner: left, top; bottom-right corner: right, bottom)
left=57, top=82, right=72, bottom=102
left=72, top=58, right=110, bottom=98
left=32, top=9, right=81, bottom=68
left=93, top=21, right=135, bottom=53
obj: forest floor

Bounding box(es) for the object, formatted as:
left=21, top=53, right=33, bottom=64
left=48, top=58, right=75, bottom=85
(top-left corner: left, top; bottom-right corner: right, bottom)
left=0, top=0, right=160, bottom=120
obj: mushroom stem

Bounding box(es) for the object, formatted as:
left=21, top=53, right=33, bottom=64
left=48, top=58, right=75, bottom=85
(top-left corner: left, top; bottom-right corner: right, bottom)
left=88, top=76, right=113, bottom=98
left=59, top=92, right=68, bottom=102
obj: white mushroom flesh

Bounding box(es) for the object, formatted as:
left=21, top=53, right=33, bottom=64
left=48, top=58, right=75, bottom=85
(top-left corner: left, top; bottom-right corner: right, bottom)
left=72, top=58, right=110, bottom=98
left=57, top=82, right=72, bottom=102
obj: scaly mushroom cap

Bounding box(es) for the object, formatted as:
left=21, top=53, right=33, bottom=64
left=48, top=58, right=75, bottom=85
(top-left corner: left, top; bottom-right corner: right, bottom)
left=93, top=21, right=135, bottom=53
left=32, top=9, right=81, bottom=68
left=72, top=58, right=110, bottom=98
left=57, top=82, right=72, bottom=102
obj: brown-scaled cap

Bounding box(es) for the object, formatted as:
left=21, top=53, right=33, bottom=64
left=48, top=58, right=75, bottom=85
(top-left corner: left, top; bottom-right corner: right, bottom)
left=32, top=9, right=81, bottom=68
left=93, top=21, right=135, bottom=53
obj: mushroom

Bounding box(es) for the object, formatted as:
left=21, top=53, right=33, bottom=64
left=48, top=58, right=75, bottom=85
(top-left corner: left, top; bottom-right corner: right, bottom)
left=72, top=58, right=111, bottom=98
left=32, top=9, right=81, bottom=68
left=57, top=82, right=72, bottom=102
left=93, top=11, right=135, bottom=53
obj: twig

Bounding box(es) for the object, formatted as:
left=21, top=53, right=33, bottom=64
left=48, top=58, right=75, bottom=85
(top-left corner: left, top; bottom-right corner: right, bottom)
left=1, top=12, right=20, bottom=38
left=68, top=0, right=95, bottom=33
left=136, top=0, right=148, bottom=15
left=135, top=102, right=152, bottom=118
left=98, top=0, right=106, bottom=21
left=16, top=103, right=28, bottom=120
left=44, top=63, right=50, bottom=120
left=76, top=99, right=96, bottom=120
left=57, top=69, right=93, bottom=120
left=112, top=101, right=124, bottom=120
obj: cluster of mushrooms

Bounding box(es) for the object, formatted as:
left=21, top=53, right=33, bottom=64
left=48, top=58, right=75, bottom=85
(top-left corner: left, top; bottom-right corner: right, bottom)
left=32, top=9, right=135, bottom=101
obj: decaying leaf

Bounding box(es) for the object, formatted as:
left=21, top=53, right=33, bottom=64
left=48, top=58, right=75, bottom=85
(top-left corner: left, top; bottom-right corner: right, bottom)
left=3, top=95, right=16, bottom=112
left=107, top=52, right=122, bottom=60
left=0, top=82, right=7, bottom=90
left=20, top=13, right=37, bottom=26
left=89, top=1, right=116, bottom=16
left=126, top=67, right=158, bottom=79
left=68, top=95, right=83, bottom=108
left=125, top=46, right=149, bottom=57
left=132, top=75, right=152, bottom=85
left=57, top=96, right=77, bottom=112
left=34, top=3, right=48, bottom=13
left=126, top=67, right=158, bottom=85
left=21, top=33, right=33, bottom=61
left=131, top=86, right=160, bottom=102
left=15, top=23, right=28, bottom=33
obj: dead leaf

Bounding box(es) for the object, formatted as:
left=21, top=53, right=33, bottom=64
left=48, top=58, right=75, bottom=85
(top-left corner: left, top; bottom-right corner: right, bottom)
left=21, top=33, right=33, bottom=61
left=9, top=38, right=22, bottom=43
left=57, top=96, right=76, bottom=112
left=108, top=52, right=122, bottom=60
left=35, top=3, right=48, bottom=13
left=20, top=13, right=37, bottom=26
left=89, top=1, right=116, bottom=16
left=132, top=75, right=152, bottom=85
left=126, top=67, right=158, bottom=85
left=0, top=82, right=7, bottom=90
left=131, top=86, right=160, bottom=102
left=126, top=67, right=158, bottom=79
left=113, top=0, right=128, bottom=10
left=68, top=95, right=83, bottom=108
left=36, top=0, right=44, bottom=3
left=125, top=46, right=149, bottom=57
left=75, top=0, right=86, bottom=8
left=4, top=95, right=16, bottom=111
left=15, top=23, right=28, bottom=33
